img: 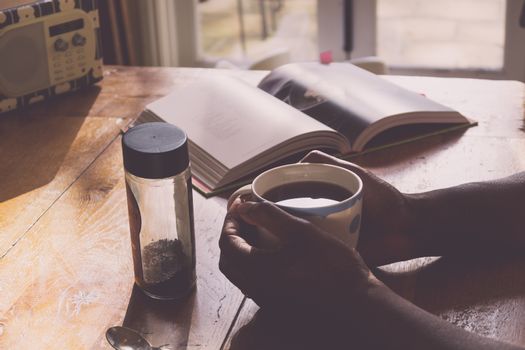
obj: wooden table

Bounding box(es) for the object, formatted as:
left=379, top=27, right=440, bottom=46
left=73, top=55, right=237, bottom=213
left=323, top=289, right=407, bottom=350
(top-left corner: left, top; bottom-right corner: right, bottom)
left=0, top=66, right=524, bottom=349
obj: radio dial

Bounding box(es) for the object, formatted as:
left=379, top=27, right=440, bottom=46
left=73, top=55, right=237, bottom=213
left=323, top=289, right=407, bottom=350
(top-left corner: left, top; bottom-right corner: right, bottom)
left=54, top=38, right=69, bottom=52
left=72, top=33, right=86, bottom=47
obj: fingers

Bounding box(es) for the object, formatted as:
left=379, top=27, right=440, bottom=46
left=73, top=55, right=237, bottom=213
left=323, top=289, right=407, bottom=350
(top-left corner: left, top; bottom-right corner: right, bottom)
left=300, top=150, right=340, bottom=164
left=227, top=191, right=256, bottom=211
left=301, top=150, right=371, bottom=181
left=220, top=213, right=252, bottom=257
left=227, top=197, right=244, bottom=217
left=233, top=201, right=312, bottom=241
left=219, top=210, right=276, bottom=299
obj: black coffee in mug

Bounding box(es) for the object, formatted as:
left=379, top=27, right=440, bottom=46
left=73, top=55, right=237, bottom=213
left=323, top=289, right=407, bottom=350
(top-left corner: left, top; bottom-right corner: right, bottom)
left=228, top=163, right=364, bottom=249
left=261, top=180, right=353, bottom=208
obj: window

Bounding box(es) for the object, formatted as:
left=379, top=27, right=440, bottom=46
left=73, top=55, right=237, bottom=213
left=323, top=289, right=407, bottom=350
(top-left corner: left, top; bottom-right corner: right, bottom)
left=377, top=0, right=506, bottom=70
left=197, top=0, right=318, bottom=68
left=318, top=0, right=525, bottom=80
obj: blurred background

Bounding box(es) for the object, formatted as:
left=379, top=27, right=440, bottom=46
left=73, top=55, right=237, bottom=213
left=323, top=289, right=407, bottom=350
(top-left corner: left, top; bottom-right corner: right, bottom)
left=33, top=0, right=525, bottom=81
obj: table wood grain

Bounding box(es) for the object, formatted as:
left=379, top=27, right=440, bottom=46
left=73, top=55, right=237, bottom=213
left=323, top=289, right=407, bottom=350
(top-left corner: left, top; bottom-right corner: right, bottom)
left=0, top=66, right=523, bottom=349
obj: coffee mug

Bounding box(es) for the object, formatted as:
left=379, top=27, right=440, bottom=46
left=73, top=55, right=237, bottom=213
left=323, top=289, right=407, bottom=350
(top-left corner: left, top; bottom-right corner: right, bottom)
left=228, top=163, right=363, bottom=248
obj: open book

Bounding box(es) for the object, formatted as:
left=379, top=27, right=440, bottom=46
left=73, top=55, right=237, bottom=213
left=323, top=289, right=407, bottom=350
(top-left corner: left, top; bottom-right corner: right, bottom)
left=140, top=62, right=474, bottom=195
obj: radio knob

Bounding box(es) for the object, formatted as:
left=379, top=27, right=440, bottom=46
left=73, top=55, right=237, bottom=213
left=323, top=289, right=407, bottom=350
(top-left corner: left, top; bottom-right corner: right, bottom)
left=72, top=33, right=87, bottom=47
left=54, top=38, right=69, bottom=52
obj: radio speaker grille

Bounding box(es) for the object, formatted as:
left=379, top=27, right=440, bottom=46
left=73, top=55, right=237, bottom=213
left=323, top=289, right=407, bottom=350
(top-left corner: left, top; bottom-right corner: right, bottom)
left=0, top=22, right=50, bottom=96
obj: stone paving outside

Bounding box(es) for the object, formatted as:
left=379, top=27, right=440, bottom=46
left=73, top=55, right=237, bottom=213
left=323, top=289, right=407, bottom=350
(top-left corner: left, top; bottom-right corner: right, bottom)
left=198, top=0, right=506, bottom=70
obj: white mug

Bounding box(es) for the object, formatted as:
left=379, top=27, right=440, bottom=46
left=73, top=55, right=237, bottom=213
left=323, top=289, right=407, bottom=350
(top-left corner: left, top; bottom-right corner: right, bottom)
left=228, top=163, right=363, bottom=248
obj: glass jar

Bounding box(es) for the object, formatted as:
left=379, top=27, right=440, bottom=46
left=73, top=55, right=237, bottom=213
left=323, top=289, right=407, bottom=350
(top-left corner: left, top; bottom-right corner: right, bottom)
left=122, top=122, right=196, bottom=300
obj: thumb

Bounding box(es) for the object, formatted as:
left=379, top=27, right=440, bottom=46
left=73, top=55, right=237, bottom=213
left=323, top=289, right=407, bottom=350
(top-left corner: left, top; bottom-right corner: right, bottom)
left=301, top=150, right=371, bottom=182
left=235, top=201, right=312, bottom=241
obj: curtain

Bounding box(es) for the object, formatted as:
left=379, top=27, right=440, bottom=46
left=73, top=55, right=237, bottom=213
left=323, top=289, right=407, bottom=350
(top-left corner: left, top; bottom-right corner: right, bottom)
left=98, top=0, right=138, bottom=65
left=98, top=0, right=199, bottom=67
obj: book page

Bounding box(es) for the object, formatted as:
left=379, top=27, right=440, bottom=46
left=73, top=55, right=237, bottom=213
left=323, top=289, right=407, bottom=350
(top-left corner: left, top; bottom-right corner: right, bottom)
left=259, top=63, right=467, bottom=149
left=145, top=75, right=336, bottom=169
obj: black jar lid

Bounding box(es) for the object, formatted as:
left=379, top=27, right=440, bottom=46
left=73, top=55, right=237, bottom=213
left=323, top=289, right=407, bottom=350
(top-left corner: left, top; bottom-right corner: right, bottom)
left=122, top=122, right=189, bottom=179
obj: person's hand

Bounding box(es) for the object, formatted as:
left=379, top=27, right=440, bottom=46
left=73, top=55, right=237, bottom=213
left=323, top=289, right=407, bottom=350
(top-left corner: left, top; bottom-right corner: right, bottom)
left=301, top=150, right=417, bottom=265
left=219, top=199, right=382, bottom=315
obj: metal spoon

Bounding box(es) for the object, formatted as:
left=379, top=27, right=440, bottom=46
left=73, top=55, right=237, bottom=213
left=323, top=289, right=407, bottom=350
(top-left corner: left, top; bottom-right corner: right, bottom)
left=106, top=326, right=171, bottom=350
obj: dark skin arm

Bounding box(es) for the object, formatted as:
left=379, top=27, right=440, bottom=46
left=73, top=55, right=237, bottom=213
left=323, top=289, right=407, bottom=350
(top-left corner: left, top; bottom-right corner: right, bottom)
left=302, top=151, right=525, bottom=265
left=219, top=150, right=525, bottom=349
left=408, top=174, right=525, bottom=258
left=220, top=200, right=524, bottom=350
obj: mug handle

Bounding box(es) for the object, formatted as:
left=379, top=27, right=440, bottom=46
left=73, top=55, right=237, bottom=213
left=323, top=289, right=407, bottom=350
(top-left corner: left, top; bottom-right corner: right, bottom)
left=227, top=184, right=253, bottom=210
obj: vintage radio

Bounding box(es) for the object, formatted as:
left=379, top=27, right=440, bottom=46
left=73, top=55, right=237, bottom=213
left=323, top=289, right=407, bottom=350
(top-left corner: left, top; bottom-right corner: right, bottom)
left=0, top=0, right=103, bottom=114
